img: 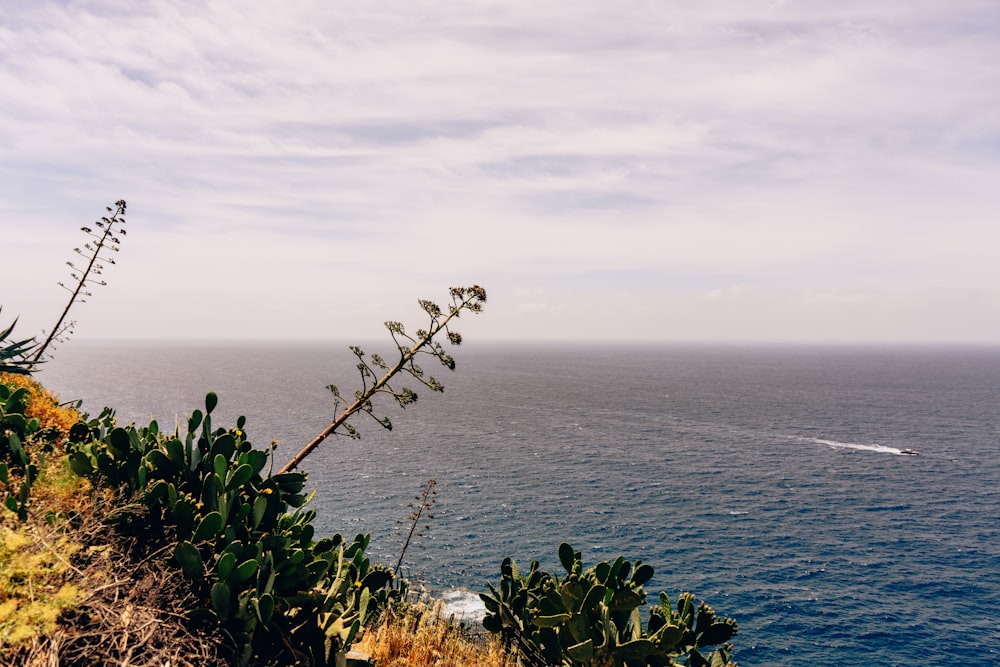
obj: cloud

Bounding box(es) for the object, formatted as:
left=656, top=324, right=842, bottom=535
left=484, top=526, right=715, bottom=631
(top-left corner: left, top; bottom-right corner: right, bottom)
left=1, top=1, right=998, bottom=342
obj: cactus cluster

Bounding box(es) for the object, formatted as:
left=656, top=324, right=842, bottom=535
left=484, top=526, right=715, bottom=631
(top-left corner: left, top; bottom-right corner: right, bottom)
left=65, top=392, right=397, bottom=666
left=481, top=543, right=738, bottom=667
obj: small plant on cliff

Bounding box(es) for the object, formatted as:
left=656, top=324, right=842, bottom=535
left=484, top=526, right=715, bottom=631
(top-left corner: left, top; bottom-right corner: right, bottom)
left=0, top=312, right=37, bottom=376
left=481, top=543, right=738, bottom=667
left=357, top=597, right=513, bottom=667
left=0, top=372, right=86, bottom=651
left=0, top=377, right=69, bottom=521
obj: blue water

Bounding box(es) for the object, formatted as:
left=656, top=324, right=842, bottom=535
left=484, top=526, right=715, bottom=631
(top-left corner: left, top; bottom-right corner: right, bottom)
left=38, top=342, right=1000, bottom=666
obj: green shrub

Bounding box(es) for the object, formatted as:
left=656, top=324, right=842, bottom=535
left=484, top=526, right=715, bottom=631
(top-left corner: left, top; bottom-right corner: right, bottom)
left=50, top=285, right=488, bottom=665
left=0, top=381, right=63, bottom=521
left=66, top=393, right=397, bottom=666
left=481, top=543, right=738, bottom=667
left=0, top=311, right=37, bottom=376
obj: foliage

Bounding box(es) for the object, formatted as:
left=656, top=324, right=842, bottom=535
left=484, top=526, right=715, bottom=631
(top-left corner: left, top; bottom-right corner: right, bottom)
left=0, top=438, right=223, bottom=665
left=0, top=375, right=88, bottom=651
left=0, top=524, right=82, bottom=647
left=3, top=268, right=743, bottom=667
left=31, top=200, right=127, bottom=366
left=0, top=283, right=489, bottom=665
left=480, top=543, right=738, bottom=667
left=282, top=285, right=487, bottom=473
left=0, top=373, right=80, bottom=441
left=65, top=392, right=396, bottom=666
left=3, top=206, right=510, bottom=663
left=0, top=311, right=37, bottom=376
left=0, top=373, right=81, bottom=524
left=0, top=382, right=65, bottom=522
left=52, top=286, right=488, bottom=663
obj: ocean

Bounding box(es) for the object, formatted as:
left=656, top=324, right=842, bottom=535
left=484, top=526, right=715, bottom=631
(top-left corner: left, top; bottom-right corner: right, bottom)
left=37, top=342, right=1000, bottom=666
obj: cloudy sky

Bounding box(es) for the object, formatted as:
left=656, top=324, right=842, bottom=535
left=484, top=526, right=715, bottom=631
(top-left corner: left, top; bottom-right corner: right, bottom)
left=2, top=1, right=998, bottom=344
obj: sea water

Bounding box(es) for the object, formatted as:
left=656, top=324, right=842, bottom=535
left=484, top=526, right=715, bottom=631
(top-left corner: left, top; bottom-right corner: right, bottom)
left=38, top=342, right=1000, bottom=666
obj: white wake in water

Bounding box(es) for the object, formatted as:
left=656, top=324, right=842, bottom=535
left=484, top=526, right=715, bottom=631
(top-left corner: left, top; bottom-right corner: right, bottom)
left=806, top=437, right=909, bottom=455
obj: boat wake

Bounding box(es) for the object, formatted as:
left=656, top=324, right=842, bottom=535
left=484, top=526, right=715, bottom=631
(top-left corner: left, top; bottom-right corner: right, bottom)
left=805, top=437, right=917, bottom=456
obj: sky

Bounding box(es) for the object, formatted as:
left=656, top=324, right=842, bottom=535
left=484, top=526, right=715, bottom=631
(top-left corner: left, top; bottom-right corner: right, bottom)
left=2, top=1, right=999, bottom=344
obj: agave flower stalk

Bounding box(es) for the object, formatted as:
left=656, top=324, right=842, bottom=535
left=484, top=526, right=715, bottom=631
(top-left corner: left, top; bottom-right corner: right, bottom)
left=32, top=200, right=126, bottom=364
left=394, top=478, right=437, bottom=578
left=279, top=285, right=486, bottom=474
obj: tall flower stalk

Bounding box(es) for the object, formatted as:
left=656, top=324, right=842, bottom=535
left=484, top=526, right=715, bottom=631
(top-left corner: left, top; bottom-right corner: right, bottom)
left=31, top=200, right=127, bottom=365
left=394, top=478, right=437, bottom=579
left=280, top=285, right=486, bottom=474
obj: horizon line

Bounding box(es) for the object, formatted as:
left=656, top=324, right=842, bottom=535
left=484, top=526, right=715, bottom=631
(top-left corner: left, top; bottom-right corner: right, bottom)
left=50, top=337, right=1000, bottom=349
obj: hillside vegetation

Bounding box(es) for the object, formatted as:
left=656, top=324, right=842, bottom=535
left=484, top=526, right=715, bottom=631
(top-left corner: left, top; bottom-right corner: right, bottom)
left=1, top=201, right=737, bottom=666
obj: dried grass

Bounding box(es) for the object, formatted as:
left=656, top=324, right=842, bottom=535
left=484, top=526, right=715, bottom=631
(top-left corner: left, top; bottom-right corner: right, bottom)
left=0, top=489, right=231, bottom=667
left=356, top=600, right=514, bottom=667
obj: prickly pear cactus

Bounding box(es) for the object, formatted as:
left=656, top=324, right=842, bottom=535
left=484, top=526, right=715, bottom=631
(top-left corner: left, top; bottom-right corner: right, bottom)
left=482, top=542, right=738, bottom=667
left=64, top=392, right=395, bottom=666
